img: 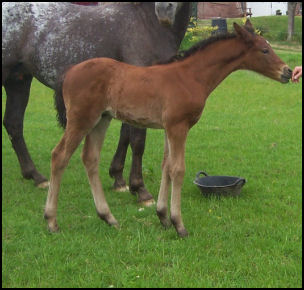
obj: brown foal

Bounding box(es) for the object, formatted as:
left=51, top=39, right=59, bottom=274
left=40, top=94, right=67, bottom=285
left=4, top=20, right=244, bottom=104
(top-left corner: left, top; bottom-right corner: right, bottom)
left=44, top=20, right=292, bottom=237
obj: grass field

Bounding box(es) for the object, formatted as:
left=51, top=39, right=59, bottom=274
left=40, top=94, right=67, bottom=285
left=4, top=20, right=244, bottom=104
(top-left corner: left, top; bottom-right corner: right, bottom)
left=2, top=22, right=302, bottom=288
left=195, top=16, right=302, bottom=43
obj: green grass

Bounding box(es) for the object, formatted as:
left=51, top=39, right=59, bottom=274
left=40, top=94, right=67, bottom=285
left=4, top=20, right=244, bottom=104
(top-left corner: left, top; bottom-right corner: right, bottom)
left=229, top=16, right=302, bottom=43
left=2, top=47, right=302, bottom=288
left=185, top=16, right=302, bottom=51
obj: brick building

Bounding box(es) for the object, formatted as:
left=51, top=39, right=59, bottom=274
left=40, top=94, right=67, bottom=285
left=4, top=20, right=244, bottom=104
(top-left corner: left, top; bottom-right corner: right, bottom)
left=197, top=2, right=246, bottom=19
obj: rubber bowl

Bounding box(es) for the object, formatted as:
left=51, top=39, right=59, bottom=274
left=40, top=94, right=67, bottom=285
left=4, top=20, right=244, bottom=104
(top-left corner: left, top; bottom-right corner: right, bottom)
left=194, top=171, right=246, bottom=197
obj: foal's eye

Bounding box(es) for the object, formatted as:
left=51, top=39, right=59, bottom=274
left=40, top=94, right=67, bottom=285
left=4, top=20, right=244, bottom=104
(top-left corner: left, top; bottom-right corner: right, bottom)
left=262, top=48, right=269, bottom=54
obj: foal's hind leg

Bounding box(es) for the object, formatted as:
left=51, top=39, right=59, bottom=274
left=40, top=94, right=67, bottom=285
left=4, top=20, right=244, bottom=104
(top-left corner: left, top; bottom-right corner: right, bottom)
left=3, top=74, right=49, bottom=188
left=44, top=125, right=87, bottom=232
left=82, top=116, right=118, bottom=227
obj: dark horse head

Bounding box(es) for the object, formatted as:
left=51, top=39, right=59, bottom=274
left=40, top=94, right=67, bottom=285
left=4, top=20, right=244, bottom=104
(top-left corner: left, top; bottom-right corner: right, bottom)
left=155, top=2, right=185, bottom=26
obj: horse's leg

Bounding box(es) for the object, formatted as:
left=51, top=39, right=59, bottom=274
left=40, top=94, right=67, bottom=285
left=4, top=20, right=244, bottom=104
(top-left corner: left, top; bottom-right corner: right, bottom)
left=109, top=123, right=130, bottom=192
left=44, top=125, right=87, bottom=232
left=129, top=126, right=155, bottom=206
left=3, top=75, right=49, bottom=188
left=82, top=116, right=118, bottom=227
left=166, top=124, right=189, bottom=238
left=156, top=133, right=172, bottom=228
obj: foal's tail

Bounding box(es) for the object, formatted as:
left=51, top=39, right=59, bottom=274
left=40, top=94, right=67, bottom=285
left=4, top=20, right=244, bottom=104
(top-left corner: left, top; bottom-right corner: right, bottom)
left=54, top=75, right=67, bottom=129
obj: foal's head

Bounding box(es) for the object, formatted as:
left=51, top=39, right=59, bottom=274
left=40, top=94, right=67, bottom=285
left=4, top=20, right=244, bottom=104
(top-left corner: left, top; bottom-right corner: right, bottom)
left=234, top=20, right=292, bottom=83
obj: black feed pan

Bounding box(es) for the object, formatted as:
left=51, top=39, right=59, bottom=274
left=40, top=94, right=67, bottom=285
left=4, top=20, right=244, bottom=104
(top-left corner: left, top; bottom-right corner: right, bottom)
left=194, top=171, right=246, bottom=197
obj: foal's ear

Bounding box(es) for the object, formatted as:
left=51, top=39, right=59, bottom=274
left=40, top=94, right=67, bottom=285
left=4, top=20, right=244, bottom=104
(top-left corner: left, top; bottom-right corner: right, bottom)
left=233, top=22, right=254, bottom=44
left=244, top=19, right=254, bottom=30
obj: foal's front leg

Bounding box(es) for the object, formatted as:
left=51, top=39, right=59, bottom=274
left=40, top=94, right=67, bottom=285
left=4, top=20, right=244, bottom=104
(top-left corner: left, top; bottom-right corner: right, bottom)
left=157, top=134, right=171, bottom=228
left=166, top=124, right=189, bottom=237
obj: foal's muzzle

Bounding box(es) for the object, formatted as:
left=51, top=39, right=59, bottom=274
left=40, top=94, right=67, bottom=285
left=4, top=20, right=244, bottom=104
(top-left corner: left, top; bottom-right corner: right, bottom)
left=280, top=66, right=292, bottom=83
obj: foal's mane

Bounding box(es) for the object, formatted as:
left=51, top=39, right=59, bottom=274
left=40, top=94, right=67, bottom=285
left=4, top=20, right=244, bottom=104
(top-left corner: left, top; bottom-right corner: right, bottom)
left=158, top=26, right=255, bottom=65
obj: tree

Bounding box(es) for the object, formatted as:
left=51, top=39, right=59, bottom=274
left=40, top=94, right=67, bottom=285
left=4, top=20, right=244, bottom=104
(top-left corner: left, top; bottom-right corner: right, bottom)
left=287, top=2, right=298, bottom=41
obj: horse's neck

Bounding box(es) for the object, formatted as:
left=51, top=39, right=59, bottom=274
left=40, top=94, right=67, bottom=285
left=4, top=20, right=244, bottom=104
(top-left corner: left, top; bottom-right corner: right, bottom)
left=144, top=2, right=190, bottom=46
left=183, top=37, right=247, bottom=96
left=172, top=3, right=192, bottom=45
left=136, top=3, right=190, bottom=60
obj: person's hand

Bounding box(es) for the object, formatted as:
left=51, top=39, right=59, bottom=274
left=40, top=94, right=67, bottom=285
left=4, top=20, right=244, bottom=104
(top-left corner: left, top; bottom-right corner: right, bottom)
left=291, top=66, right=302, bottom=83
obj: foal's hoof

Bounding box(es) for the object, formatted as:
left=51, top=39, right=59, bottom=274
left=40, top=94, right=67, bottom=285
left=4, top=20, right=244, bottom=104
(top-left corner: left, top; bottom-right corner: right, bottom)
left=48, top=225, right=60, bottom=233
left=37, top=181, right=50, bottom=189
left=157, top=209, right=171, bottom=229
left=112, top=223, right=121, bottom=230
left=97, top=212, right=119, bottom=228
left=108, top=219, right=119, bottom=227
left=46, top=221, right=60, bottom=233
left=160, top=219, right=172, bottom=229
left=44, top=213, right=59, bottom=232
left=177, top=228, right=189, bottom=238
left=139, top=198, right=155, bottom=207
